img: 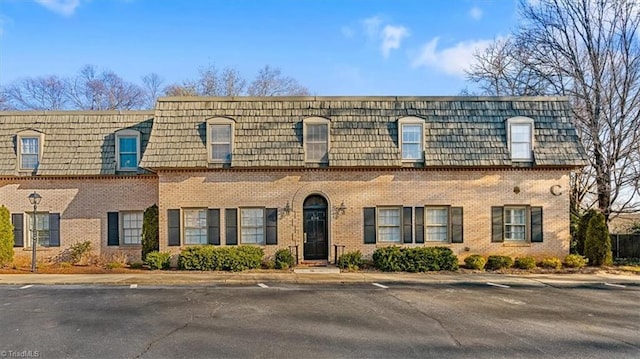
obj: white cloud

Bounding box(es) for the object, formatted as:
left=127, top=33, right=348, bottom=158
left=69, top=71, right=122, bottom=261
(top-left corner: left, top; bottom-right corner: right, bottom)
left=469, top=6, right=483, bottom=20
left=411, top=37, right=493, bottom=77
left=35, top=0, right=82, bottom=16
left=381, top=25, right=409, bottom=58
left=362, top=16, right=383, bottom=39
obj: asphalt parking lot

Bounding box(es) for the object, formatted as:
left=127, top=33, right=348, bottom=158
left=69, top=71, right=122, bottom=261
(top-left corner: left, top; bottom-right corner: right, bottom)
left=0, top=281, right=638, bottom=359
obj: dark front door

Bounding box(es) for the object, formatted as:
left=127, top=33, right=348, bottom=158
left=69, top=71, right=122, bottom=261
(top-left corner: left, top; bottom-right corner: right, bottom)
left=303, top=196, right=328, bottom=260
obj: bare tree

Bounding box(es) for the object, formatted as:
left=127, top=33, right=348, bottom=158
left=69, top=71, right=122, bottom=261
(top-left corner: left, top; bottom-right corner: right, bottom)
left=163, top=83, right=198, bottom=97
left=247, top=65, right=310, bottom=96
left=141, top=73, right=164, bottom=109
left=67, top=65, right=145, bottom=110
left=2, top=75, right=68, bottom=110
left=466, top=0, right=640, bottom=221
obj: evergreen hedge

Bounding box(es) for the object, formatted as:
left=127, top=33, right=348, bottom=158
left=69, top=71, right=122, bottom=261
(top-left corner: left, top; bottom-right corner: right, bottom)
left=373, top=246, right=458, bottom=272
left=141, top=204, right=159, bottom=261
left=584, top=212, right=613, bottom=266
left=178, top=246, right=264, bottom=271
left=0, top=206, right=14, bottom=267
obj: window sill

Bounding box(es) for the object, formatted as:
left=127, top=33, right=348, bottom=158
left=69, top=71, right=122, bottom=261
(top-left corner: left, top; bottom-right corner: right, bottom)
left=21, top=247, right=54, bottom=251
left=502, top=242, right=531, bottom=247
left=118, top=244, right=142, bottom=249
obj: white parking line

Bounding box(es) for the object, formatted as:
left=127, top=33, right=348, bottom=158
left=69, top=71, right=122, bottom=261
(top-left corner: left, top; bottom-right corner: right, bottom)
left=19, top=285, right=33, bottom=289
left=130, top=284, right=138, bottom=289
left=372, top=283, right=389, bottom=289
left=604, top=282, right=626, bottom=288
left=257, top=283, right=269, bottom=288
left=486, top=282, right=510, bottom=288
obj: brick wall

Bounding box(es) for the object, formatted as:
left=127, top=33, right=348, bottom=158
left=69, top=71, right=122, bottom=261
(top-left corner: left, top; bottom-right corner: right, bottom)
left=157, top=168, right=571, bottom=262
left=0, top=176, right=158, bottom=262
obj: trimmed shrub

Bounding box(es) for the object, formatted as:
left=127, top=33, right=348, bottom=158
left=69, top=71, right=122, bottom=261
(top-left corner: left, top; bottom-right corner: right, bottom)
left=178, top=246, right=264, bottom=271
left=573, top=209, right=597, bottom=255
left=0, top=205, right=14, bottom=267
left=584, top=212, right=613, bottom=266
left=464, top=255, right=486, bottom=270
left=337, top=250, right=363, bottom=271
left=514, top=256, right=536, bottom=270
left=485, top=255, right=513, bottom=270
left=564, top=254, right=588, bottom=269
left=540, top=257, right=563, bottom=269
left=373, top=246, right=458, bottom=272
left=141, top=204, right=159, bottom=261
left=145, top=251, right=171, bottom=270
left=274, top=248, right=296, bottom=269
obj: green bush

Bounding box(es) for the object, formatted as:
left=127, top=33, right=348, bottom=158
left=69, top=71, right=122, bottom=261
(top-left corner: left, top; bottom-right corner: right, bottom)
left=69, top=241, right=92, bottom=264
left=573, top=209, right=597, bottom=255
left=337, top=250, right=363, bottom=271
left=485, top=255, right=514, bottom=270
left=141, top=204, right=159, bottom=261
left=0, top=206, right=14, bottom=267
left=540, top=257, right=563, bottom=269
left=178, top=246, right=264, bottom=271
left=274, top=248, right=296, bottom=269
left=145, top=251, right=171, bottom=270
left=564, top=254, right=588, bottom=268
left=464, top=255, right=486, bottom=270
left=514, top=256, right=536, bottom=270
left=373, top=246, right=458, bottom=272
left=584, top=212, right=613, bottom=266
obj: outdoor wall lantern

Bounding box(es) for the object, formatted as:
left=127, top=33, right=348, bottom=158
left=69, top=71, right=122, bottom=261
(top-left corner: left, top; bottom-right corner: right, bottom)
left=333, top=201, right=347, bottom=217
left=280, top=201, right=292, bottom=217
left=28, top=191, right=42, bottom=273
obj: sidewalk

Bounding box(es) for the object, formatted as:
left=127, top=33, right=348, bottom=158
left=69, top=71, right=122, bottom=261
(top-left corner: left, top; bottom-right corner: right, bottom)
left=0, top=270, right=638, bottom=287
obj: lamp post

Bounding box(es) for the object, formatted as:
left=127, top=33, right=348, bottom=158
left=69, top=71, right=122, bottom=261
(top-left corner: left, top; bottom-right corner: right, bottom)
left=28, top=191, right=42, bottom=273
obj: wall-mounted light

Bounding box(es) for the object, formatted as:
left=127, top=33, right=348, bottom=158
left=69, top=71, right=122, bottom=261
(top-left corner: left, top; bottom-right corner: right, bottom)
left=333, top=201, right=347, bottom=217
left=280, top=201, right=292, bottom=217
left=513, top=186, right=520, bottom=194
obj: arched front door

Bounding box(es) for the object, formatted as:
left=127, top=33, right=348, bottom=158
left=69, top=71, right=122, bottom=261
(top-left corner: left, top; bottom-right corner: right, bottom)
left=303, top=195, right=328, bottom=260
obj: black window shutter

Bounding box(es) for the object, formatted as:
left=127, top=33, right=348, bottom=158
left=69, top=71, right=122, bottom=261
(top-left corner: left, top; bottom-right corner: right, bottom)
left=451, top=207, right=463, bottom=243
left=266, top=208, right=278, bottom=245
left=49, top=213, right=60, bottom=247
left=491, top=206, right=504, bottom=243
left=167, top=209, right=180, bottom=246
left=225, top=209, right=238, bottom=245
left=414, top=207, right=424, bottom=243
left=107, top=212, right=119, bottom=246
left=363, top=207, right=376, bottom=244
left=207, top=209, right=220, bottom=245
left=12, top=213, right=24, bottom=247
left=531, top=207, right=543, bottom=243
left=403, top=207, right=413, bottom=243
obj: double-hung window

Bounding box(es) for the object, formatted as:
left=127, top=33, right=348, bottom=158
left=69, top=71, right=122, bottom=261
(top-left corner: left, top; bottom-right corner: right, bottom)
left=398, top=117, right=424, bottom=162
left=28, top=213, right=50, bottom=247
left=304, top=118, right=330, bottom=163
left=426, top=207, right=449, bottom=242
left=184, top=209, right=207, bottom=245
left=121, top=212, right=143, bottom=245
left=207, top=118, right=234, bottom=163
left=504, top=207, right=527, bottom=241
left=377, top=207, right=401, bottom=243
left=21, top=137, right=40, bottom=170
left=507, top=117, right=534, bottom=161
left=241, top=208, right=265, bottom=244
left=115, top=129, right=140, bottom=171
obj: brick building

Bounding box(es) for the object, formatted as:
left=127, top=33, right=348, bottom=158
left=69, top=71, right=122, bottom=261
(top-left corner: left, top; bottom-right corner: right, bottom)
left=0, top=96, right=587, bottom=263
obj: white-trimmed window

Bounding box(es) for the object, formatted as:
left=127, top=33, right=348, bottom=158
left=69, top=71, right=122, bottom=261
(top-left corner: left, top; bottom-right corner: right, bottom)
left=183, top=208, right=207, bottom=245
left=207, top=118, right=234, bottom=163
left=398, top=117, right=424, bottom=161
left=303, top=117, right=329, bottom=163
left=17, top=130, right=44, bottom=171
left=507, top=117, right=534, bottom=161
left=377, top=207, right=401, bottom=243
left=27, top=212, right=50, bottom=247
left=426, top=207, right=449, bottom=242
left=121, top=212, right=143, bottom=245
left=115, top=129, right=141, bottom=171
left=505, top=207, right=527, bottom=241
left=240, top=208, right=265, bottom=244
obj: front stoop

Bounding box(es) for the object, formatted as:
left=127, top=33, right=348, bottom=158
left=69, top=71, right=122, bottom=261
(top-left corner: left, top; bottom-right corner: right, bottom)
left=293, top=267, right=341, bottom=274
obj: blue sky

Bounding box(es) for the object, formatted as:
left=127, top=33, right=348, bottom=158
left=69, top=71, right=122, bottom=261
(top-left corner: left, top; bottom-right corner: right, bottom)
left=0, top=0, right=519, bottom=95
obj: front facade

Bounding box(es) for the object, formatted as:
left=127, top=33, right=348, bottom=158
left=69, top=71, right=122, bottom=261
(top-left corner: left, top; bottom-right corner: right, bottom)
left=0, top=97, right=587, bottom=264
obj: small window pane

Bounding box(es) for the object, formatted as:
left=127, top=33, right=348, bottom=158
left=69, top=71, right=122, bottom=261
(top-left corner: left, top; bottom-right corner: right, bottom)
left=120, top=154, right=138, bottom=169
left=378, top=208, right=401, bottom=243
left=306, top=124, right=328, bottom=162
left=28, top=213, right=50, bottom=247
left=402, top=125, right=421, bottom=142
left=511, top=143, right=531, bottom=159
left=401, top=124, right=422, bottom=160
left=184, top=209, right=207, bottom=245
left=212, top=144, right=231, bottom=161
left=211, top=125, right=231, bottom=142
left=21, top=137, right=39, bottom=169
left=210, top=124, right=232, bottom=162
left=426, top=208, right=448, bottom=242
left=122, top=212, right=143, bottom=245
left=241, top=208, right=265, bottom=244
left=119, top=137, right=137, bottom=153
left=505, top=208, right=527, bottom=241
left=511, top=125, right=531, bottom=142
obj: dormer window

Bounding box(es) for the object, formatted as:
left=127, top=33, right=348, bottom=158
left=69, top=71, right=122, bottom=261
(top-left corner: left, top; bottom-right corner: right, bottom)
left=16, top=130, right=44, bottom=171
left=398, top=117, right=424, bottom=161
left=507, top=117, right=534, bottom=161
left=115, top=129, right=141, bottom=171
left=303, top=117, right=330, bottom=163
left=207, top=118, right=234, bottom=163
